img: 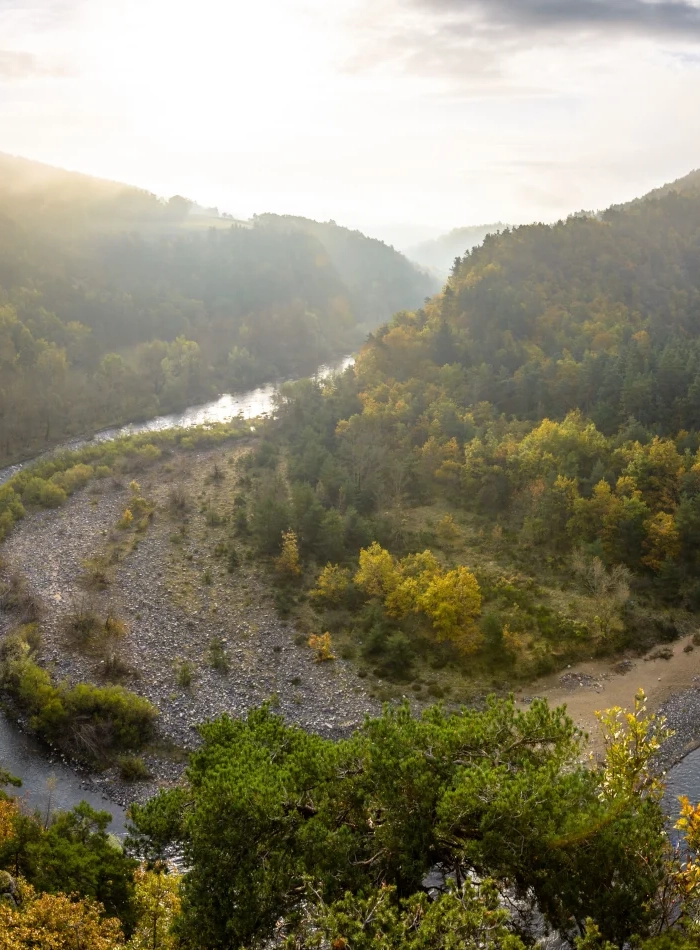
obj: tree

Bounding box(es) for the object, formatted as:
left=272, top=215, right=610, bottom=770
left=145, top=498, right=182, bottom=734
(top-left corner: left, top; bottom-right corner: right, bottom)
left=354, top=542, right=399, bottom=599
left=0, top=802, right=137, bottom=931
left=287, top=880, right=525, bottom=950
left=310, top=564, right=350, bottom=606
left=127, top=866, right=181, bottom=950
left=0, top=878, right=125, bottom=950
left=275, top=530, right=302, bottom=577
left=417, top=566, right=482, bottom=652
left=130, top=696, right=673, bottom=948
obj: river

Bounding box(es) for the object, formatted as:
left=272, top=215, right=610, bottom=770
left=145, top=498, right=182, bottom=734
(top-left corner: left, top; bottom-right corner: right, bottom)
left=0, top=355, right=356, bottom=488
left=0, top=354, right=355, bottom=833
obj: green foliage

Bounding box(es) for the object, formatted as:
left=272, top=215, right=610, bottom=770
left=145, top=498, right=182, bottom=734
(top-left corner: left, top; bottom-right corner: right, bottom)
left=118, top=755, right=152, bottom=782
left=287, top=880, right=525, bottom=949
left=176, top=660, right=194, bottom=689
left=208, top=637, right=229, bottom=673
left=129, top=698, right=669, bottom=949
left=0, top=800, right=137, bottom=932
left=0, top=636, right=157, bottom=760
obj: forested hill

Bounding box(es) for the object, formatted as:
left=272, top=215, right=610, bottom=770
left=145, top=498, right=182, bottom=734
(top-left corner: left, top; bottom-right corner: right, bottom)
left=364, top=182, right=700, bottom=433
left=632, top=167, right=700, bottom=204
left=256, top=173, right=700, bottom=685
left=252, top=213, right=438, bottom=330
left=0, top=155, right=431, bottom=465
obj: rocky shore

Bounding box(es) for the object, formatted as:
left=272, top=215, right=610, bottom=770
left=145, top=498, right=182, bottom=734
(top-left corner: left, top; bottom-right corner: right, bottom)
left=656, top=685, right=700, bottom=773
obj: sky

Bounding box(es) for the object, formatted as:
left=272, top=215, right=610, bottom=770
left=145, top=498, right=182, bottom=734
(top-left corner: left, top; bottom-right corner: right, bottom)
left=1, top=0, right=700, bottom=245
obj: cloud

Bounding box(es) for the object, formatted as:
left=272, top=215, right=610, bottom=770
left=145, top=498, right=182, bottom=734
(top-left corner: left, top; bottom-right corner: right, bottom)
left=415, top=0, right=700, bottom=38
left=346, top=0, right=700, bottom=90
left=0, top=50, right=42, bottom=79
left=0, top=49, right=72, bottom=80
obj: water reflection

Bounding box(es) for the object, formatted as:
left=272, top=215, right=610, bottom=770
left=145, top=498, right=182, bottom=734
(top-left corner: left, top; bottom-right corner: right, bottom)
left=0, top=355, right=355, bottom=487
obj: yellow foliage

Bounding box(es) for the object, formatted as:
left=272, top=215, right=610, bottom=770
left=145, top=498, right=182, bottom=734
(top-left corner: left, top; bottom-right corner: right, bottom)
left=127, top=866, right=181, bottom=950
left=502, top=624, right=524, bottom=654
left=0, top=879, right=124, bottom=950
left=674, top=797, right=700, bottom=900
left=355, top=543, right=482, bottom=652
left=354, top=542, right=399, bottom=599
left=118, top=508, right=134, bottom=529
left=417, top=566, right=483, bottom=653
left=310, top=564, right=350, bottom=606
left=436, top=513, right=459, bottom=546
left=0, top=798, right=19, bottom=845
left=595, top=689, right=671, bottom=801
left=642, top=511, right=681, bottom=572
left=275, top=530, right=302, bottom=577
left=308, top=632, right=335, bottom=662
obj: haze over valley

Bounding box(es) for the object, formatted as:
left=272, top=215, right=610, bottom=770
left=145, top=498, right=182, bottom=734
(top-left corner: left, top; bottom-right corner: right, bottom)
left=4, top=2, right=700, bottom=948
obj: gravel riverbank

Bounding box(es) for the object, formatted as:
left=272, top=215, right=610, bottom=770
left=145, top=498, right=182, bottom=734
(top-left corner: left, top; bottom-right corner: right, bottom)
left=0, top=442, right=382, bottom=809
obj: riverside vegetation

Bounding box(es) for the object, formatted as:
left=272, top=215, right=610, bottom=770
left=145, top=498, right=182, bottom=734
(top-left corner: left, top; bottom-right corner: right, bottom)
left=4, top=167, right=700, bottom=946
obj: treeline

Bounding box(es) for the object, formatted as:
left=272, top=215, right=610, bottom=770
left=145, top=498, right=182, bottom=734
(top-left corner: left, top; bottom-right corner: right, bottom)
left=0, top=154, right=434, bottom=466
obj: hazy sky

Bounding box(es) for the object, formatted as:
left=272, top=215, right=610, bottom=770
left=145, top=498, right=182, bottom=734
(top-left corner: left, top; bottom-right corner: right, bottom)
left=2, top=0, right=700, bottom=242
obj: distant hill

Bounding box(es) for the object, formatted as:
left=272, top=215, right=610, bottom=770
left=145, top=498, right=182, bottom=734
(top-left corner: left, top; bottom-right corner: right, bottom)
left=253, top=213, right=439, bottom=331
left=0, top=153, right=248, bottom=236
left=406, top=223, right=505, bottom=276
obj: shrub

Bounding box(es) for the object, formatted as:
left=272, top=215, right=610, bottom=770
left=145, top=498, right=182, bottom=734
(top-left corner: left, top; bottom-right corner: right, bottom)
left=233, top=508, right=249, bottom=536
left=226, top=545, right=240, bottom=572
left=0, top=510, right=15, bottom=541
left=118, top=755, right=152, bottom=782
left=177, top=660, right=194, bottom=688
left=117, top=508, right=134, bottom=529
left=205, top=508, right=226, bottom=527
left=209, top=637, right=229, bottom=672
left=100, top=652, right=134, bottom=683
left=308, top=632, right=335, bottom=662
left=169, top=483, right=190, bottom=515
left=311, top=564, right=351, bottom=606
left=0, top=571, right=41, bottom=621
left=0, top=485, right=25, bottom=519
left=80, top=557, right=112, bottom=590
left=53, top=464, right=94, bottom=494
left=34, top=681, right=158, bottom=758
left=20, top=476, right=49, bottom=506
left=39, top=481, right=67, bottom=508
left=104, top=615, right=128, bottom=639
left=206, top=463, right=225, bottom=484
left=275, top=530, right=302, bottom=578
left=64, top=601, right=103, bottom=646
left=646, top=647, right=674, bottom=661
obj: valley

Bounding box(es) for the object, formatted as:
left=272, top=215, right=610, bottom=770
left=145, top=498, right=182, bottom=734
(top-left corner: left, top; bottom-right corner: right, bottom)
left=3, top=153, right=700, bottom=947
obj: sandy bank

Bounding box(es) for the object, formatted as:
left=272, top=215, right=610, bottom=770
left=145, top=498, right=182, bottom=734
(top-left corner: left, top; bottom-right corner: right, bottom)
left=518, top=635, right=700, bottom=762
